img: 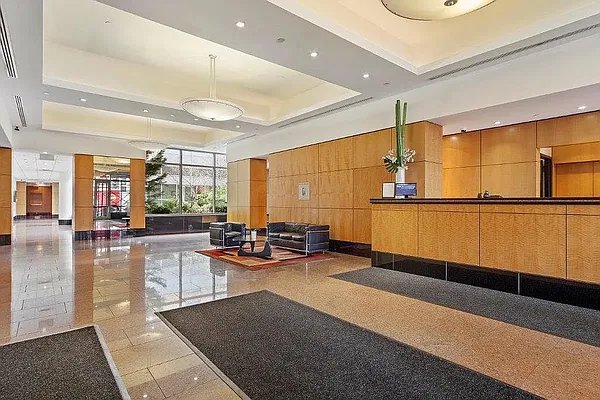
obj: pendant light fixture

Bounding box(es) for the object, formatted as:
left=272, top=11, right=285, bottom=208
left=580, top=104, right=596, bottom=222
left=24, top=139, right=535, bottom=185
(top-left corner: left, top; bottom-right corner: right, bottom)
left=381, top=0, right=496, bottom=21
left=129, top=118, right=168, bottom=152
left=181, top=54, right=244, bottom=121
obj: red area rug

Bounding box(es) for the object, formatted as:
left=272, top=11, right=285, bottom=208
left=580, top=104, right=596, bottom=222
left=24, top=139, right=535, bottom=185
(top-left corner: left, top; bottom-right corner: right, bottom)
left=196, top=246, right=333, bottom=271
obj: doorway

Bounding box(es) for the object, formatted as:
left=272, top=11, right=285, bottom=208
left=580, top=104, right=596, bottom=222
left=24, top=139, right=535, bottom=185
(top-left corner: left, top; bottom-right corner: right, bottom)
left=540, top=154, right=553, bottom=198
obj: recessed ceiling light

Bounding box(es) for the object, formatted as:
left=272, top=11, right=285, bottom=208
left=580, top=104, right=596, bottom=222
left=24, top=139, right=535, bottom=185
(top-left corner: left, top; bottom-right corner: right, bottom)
left=143, top=109, right=149, bottom=113
left=80, top=98, right=87, bottom=102
left=444, top=0, right=458, bottom=6
left=494, top=121, right=501, bottom=125
left=310, top=51, right=318, bottom=58
left=43, top=92, right=49, bottom=95
left=276, top=37, right=286, bottom=43
left=170, top=114, right=175, bottom=117
left=194, top=118, right=199, bottom=121
left=578, top=105, right=587, bottom=110
left=363, top=73, right=370, bottom=79
left=236, top=125, right=241, bottom=129
left=104, top=20, right=111, bottom=24
left=235, top=21, right=245, bottom=28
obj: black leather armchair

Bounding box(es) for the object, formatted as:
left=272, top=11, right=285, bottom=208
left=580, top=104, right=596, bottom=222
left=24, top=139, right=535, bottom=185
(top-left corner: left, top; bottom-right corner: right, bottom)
left=267, top=222, right=330, bottom=254
left=209, top=222, right=246, bottom=249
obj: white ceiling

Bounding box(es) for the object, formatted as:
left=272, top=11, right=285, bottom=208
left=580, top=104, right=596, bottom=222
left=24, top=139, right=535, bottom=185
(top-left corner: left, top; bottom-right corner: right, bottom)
left=0, top=0, right=598, bottom=157
left=13, top=151, right=72, bottom=183
left=43, top=0, right=359, bottom=125
left=432, top=84, right=600, bottom=135
left=269, top=0, right=600, bottom=71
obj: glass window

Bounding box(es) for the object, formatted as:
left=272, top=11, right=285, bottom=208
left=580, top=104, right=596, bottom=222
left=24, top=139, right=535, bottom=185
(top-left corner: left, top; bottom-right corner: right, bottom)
left=164, top=149, right=181, bottom=164
left=146, top=148, right=227, bottom=214
left=215, top=168, right=227, bottom=213
left=215, top=154, right=227, bottom=168
left=182, top=151, right=214, bottom=166
left=182, top=166, right=214, bottom=213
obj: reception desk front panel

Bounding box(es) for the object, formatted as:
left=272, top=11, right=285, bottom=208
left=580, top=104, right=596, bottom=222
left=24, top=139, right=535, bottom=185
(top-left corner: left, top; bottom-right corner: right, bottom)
left=371, top=199, right=600, bottom=284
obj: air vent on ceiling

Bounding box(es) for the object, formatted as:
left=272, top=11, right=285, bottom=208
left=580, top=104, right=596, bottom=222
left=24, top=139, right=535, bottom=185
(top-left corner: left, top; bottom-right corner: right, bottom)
left=428, top=22, right=600, bottom=81
left=278, top=97, right=375, bottom=129
left=0, top=5, right=17, bottom=78
left=39, top=153, right=55, bottom=161
left=14, top=95, right=26, bottom=127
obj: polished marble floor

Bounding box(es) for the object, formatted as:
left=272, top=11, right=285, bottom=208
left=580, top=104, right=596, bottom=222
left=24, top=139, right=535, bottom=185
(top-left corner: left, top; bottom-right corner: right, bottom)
left=1, top=220, right=599, bottom=399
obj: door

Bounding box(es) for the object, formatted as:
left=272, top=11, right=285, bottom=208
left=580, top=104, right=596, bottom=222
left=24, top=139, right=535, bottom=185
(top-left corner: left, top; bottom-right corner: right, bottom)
left=94, top=179, right=110, bottom=219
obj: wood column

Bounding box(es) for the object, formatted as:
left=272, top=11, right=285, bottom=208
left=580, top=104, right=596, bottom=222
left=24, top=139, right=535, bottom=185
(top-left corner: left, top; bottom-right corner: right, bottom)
left=0, top=147, right=12, bottom=245
left=402, top=122, right=443, bottom=198
left=74, top=154, right=94, bottom=240
left=227, top=158, right=267, bottom=228
left=129, top=159, right=146, bottom=230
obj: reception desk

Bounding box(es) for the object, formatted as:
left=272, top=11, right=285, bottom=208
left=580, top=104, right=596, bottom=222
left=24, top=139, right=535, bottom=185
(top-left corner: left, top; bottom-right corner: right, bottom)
left=371, top=198, right=600, bottom=308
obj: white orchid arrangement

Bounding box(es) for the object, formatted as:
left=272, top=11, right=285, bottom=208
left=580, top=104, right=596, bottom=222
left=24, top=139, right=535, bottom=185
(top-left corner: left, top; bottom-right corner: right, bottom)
left=383, top=100, right=416, bottom=173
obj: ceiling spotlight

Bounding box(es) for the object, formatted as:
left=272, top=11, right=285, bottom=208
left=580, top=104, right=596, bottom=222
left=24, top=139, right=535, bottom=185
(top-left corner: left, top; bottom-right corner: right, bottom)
left=444, top=0, right=458, bottom=6
left=310, top=51, right=318, bottom=58
left=235, top=21, right=246, bottom=28
left=494, top=121, right=501, bottom=125
left=578, top=105, right=587, bottom=110
left=80, top=98, right=87, bottom=102
left=143, top=109, right=149, bottom=113
left=236, top=125, right=241, bottom=129
left=43, top=92, right=49, bottom=95
left=363, top=73, right=370, bottom=79
left=170, top=114, right=175, bottom=117
left=104, top=20, right=111, bottom=24
left=276, top=37, right=286, bottom=44
left=194, top=118, right=199, bottom=121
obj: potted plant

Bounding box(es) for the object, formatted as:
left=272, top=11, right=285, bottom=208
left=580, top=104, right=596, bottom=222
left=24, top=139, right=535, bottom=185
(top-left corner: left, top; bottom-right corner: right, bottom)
left=383, top=100, right=416, bottom=183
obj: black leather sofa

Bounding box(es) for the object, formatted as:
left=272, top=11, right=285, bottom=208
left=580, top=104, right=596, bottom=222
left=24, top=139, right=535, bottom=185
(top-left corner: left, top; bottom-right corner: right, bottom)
left=267, top=222, right=330, bottom=254
left=209, top=222, right=246, bottom=249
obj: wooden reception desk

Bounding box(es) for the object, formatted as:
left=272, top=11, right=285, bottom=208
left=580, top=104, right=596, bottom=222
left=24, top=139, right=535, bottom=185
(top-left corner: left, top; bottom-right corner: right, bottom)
left=371, top=198, right=600, bottom=286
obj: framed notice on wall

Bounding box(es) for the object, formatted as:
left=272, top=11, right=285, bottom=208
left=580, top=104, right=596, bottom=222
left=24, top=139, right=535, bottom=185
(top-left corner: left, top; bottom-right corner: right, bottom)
left=298, top=182, right=310, bottom=200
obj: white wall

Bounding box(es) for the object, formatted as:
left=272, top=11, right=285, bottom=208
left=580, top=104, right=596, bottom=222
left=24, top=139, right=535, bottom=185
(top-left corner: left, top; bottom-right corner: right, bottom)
left=228, top=33, right=600, bottom=161
left=58, top=171, right=72, bottom=221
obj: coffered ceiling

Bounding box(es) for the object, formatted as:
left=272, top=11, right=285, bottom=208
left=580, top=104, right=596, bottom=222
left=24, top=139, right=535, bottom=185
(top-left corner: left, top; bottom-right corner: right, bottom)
left=0, top=0, right=598, bottom=156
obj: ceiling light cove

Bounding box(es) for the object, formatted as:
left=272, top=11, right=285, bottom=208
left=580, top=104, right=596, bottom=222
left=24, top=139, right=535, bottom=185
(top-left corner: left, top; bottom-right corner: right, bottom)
left=181, top=55, right=245, bottom=122
left=381, top=0, right=496, bottom=21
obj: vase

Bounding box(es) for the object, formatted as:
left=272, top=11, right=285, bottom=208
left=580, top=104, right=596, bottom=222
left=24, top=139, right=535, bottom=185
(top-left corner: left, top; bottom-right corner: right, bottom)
left=395, top=168, right=405, bottom=184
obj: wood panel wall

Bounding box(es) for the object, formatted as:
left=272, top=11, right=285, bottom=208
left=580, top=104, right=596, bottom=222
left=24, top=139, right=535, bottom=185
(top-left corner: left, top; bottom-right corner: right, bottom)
left=26, top=186, right=52, bottom=215
left=227, top=158, right=267, bottom=228
left=0, top=148, right=11, bottom=239
left=268, top=128, right=395, bottom=243
left=265, top=122, right=442, bottom=243
left=443, top=123, right=540, bottom=197
left=129, top=159, right=146, bottom=229
left=52, top=183, right=59, bottom=215
left=74, top=154, right=94, bottom=232
left=15, top=181, right=26, bottom=217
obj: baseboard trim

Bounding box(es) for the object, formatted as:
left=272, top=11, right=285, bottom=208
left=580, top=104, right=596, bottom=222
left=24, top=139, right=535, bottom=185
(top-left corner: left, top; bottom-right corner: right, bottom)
left=372, top=251, right=600, bottom=310
left=329, top=240, right=371, bottom=258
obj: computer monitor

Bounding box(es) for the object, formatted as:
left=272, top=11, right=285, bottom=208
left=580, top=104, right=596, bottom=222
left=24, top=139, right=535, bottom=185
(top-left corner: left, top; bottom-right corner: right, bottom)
left=395, top=183, right=417, bottom=197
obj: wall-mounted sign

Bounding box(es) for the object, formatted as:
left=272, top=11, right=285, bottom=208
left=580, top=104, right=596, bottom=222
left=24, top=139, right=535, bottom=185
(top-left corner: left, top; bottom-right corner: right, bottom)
left=298, top=182, right=310, bottom=200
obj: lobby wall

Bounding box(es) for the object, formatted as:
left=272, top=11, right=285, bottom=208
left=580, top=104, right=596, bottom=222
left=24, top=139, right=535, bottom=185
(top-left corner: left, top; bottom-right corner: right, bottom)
left=443, top=122, right=540, bottom=198
left=0, top=147, right=11, bottom=245
left=227, top=159, right=268, bottom=229
left=442, top=111, right=600, bottom=198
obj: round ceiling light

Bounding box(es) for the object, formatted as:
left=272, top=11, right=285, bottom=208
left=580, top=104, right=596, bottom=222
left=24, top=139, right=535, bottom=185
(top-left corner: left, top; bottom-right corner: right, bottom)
left=381, top=0, right=496, bottom=21
left=129, top=141, right=168, bottom=152
left=181, top=55, right=244, bottom=122
left=128, top=118, right=168, bottom=152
